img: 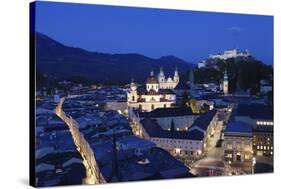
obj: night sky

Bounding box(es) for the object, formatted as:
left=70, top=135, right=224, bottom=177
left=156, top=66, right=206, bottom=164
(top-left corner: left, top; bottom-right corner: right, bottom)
left=34, top=1, right=273, bottom=65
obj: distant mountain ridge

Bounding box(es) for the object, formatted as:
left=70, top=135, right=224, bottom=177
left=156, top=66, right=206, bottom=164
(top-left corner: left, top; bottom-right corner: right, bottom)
left=34, top=32, right=193, bottom=84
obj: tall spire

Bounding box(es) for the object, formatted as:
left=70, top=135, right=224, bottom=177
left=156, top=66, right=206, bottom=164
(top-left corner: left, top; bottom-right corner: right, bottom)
left=159, top=66, right=164, bottom=76
left=158, top=66, right=165, bottom=84
left=174, top=66, right=179, bottom=77
left=224, top=69, right=228, bottom=80
left=173, top=66, right=179, bottom=83
left=150, top=69, right=154, bottom=77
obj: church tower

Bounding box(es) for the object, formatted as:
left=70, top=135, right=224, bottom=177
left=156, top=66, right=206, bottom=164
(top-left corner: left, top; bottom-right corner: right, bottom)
left=129, top=79, right=138, bottom=102
left=158, top=66, right=165, bottom=84
left=173, top=66, right=179, bottom=83
left=223, top=69, right=229, bottom=95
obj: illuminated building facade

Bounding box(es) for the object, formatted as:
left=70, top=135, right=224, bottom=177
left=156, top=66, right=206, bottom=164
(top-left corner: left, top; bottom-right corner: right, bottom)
left=127, top=69, right=178, bottom=116
left=224, top=121, right=253, bottom=163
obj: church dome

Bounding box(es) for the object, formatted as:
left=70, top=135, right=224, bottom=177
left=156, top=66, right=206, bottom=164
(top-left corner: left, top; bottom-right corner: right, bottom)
left=146, top=70, right=159, bottom=84
left=146, top=76, right=158, bottom=84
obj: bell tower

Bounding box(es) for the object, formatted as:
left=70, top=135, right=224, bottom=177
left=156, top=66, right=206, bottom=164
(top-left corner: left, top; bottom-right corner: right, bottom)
left=173, top=66, right=179, bottom=86
left=129, top=79, right=138, bottom=102
left=223, top=69, right=229, bottom=95
left=158, top=66, right=165, bottom=88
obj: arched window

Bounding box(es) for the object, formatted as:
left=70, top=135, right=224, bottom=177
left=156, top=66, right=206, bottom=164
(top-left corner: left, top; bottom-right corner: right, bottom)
left=132, top=96, right=135, bottom=101
left=164, top=104, right=166, bottom=108
left=139, top=104, right=142, bottom=110
left=151, top=104, right=155, bottom=110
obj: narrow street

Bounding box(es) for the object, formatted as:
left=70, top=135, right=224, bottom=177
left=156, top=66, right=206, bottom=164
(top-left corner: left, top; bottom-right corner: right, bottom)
left=190, top=123, right=225, bottom=176
left=55, top=98, right=106, bottom=184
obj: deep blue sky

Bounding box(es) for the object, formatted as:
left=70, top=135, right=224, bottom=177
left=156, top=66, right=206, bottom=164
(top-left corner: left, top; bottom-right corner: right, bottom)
left=35, top=1, right=273, bottom=64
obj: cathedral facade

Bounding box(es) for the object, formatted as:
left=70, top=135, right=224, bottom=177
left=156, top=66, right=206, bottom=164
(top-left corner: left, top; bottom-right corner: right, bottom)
left=158, top=66, right=179, bottom=89
left=127, top=67, right=179, bottom=115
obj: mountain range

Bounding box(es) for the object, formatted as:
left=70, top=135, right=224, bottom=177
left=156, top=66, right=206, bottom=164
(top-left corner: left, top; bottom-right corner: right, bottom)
left=34, top=32, right=193, bottom=84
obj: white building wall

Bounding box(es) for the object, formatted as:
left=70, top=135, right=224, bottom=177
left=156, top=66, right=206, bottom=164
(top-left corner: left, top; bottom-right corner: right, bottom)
left=159, top=79, right=178, bottom=89
left=151, top=137, right=203, bottom=158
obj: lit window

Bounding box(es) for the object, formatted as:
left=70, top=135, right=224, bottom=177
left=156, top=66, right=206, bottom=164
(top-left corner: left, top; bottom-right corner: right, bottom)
left=257, top=145, right=259, bottom=149
left=175, top=148, right=181, bottom=154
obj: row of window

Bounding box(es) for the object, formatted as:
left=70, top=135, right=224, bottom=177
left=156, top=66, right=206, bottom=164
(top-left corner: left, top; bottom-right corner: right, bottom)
left=256, top=145, right=273, bottom=150
left=254, top=133, right=273, bottom=137
left=226, top=144, right=251, bottom=150
left=256, top=121, right=273, bottom=126
left=174, top=149, right=200, bottom=156
left=160, top=144, right=198, bottom=150
left=152, top=138, right=200, bottom=145
left=225, top=153, right=251, bottom=160
left=254, top=136, right=272, bottom=141
left=168, top=127, right=187, bottom=131
left=226, top=153, right=232, bottom=158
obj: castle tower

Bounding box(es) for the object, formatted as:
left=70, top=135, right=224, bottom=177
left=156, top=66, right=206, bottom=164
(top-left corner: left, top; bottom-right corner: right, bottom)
left=223, top=69, right=229, bottom=95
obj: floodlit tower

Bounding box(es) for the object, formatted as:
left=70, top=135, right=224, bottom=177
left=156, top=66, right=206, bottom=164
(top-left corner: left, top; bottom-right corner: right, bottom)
left=223, top=69, right=229, bottom=95
left=173, top=66, right=179, bottom=83
left=158, top=66, right=165, bottom=83
left=129, top=79, right=138, bottom=102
